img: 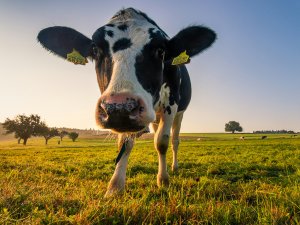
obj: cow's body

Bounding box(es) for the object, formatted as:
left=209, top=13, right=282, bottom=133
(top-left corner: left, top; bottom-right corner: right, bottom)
left=38, top=8, right=216, bottom=197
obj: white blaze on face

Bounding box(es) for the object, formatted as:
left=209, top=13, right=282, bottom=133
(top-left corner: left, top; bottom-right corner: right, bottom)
left=101, top=13, right=163, bottom=125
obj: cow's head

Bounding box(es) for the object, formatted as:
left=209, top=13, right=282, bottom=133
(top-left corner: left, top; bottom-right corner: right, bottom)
left=38, top=8, right=216, bottom=133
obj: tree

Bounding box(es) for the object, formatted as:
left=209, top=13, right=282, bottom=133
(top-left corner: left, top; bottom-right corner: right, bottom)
left=2, top=120, right=22, bottom=144
left=15, top=133, right=22, bottom=144
left=68, top=132, right=79, bottom=142
left=38, top=123, right=59, bottom=144
left=225, top=121, right=243, bottom=133
left=2, top=114, right=43, bottom=145
left=59, top=130, right=69, bottom=141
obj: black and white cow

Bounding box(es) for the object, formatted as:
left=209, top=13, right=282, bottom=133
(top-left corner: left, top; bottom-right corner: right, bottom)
left=38, top=8, right=216, bottom=197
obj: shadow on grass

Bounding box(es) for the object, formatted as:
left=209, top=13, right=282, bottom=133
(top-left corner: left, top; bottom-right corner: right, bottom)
left=174, top=161, right=297, bottom=184
left=208, top=163, right=297, bottom=183
left=129, top=165, right=156, bottom=176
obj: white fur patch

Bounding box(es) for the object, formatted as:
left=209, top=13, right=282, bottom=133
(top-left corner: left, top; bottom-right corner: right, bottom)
left=158, top=83, right=170, bottom=105
left=100, top=14, right=164, bottom=125
left=155, top=83, right=178, bottom=114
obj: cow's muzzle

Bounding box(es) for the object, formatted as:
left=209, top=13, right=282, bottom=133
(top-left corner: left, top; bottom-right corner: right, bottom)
left=96, top=93, right=149, bottom=132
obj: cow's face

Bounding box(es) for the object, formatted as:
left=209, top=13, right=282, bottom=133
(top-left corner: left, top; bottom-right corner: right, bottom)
left=92, top=9, right=169, bottom=132
left=37, top=8, right=216, bottom=133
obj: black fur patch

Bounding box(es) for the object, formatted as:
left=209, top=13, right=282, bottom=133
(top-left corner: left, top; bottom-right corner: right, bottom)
left=106, top=24, right=115, bottom=27
left=113, top=38, right=132, bottom=53
left=106, top=30, right=114, bottom=37
left=92, top=27, right=110, bottom=55
left=163, top=66, right=180, bottom=107
left=118, top=24, right=128, bottom=31
left=148, top=28, right=165, bottom=40
left=92, top=26, right=113, bottom=93
left=135, top=41, right=164, bottom=104
left=177, top=66, right=191, bottom=111
left=169, top=95, right=175, bottom=106
left=157, top=134, right=169, bottom=154
left=164, top=106, right=171, bottom=115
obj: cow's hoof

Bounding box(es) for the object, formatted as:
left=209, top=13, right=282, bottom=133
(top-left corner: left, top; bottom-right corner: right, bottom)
left=104, top=187, right=123, bottom=198
left=157, top=174, right=169, bottom=187
left=104, top=179, right=125, bottom=198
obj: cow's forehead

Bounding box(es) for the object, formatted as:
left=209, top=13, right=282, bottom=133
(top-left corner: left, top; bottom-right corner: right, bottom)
left=104, top=23, right=162, bottom=52
left=108, top=8, right=167, bottom=36
left=92, top=8, right=167, bottom=53
left=109, top=8, right=151, bottom=24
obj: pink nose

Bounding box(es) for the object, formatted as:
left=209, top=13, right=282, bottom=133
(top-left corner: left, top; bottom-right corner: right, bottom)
left=96, top=93, right=147, bottom=132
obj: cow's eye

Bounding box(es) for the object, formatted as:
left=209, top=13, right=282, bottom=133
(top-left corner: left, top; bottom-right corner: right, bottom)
left=156, top=48, right=165, bottom=61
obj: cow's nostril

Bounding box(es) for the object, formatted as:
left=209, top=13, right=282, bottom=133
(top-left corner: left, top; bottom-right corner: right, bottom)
left=125, top=98, right=138, bottom=112
left=99, top=101, right=109, bottom=120
left=139, top=106, right=144, bottom=113
left=127, top=100, right=140, bottom=119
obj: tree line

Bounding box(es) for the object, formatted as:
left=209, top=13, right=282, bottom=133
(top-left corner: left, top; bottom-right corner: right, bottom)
left=253, top=130, right=297, bottom=134
left=2, top=114, right=79, bottom=145
left=224, top=121, right=299, bottom=134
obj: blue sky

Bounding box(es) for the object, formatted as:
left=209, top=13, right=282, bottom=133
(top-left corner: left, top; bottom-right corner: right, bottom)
left=0, top=0, right=299, bottom=132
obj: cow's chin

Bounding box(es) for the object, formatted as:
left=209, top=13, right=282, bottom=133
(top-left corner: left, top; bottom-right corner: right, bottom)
left=96, top=114, right=151, bottom=134
left=111, top=125, right=146, bottom=133
left=100, top=121, right=146, bottom=133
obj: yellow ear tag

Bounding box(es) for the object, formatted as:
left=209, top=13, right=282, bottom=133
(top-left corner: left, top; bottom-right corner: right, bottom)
left=67, top=49, right=88, bottom=65
left=171, top=50, right=190, bottom=65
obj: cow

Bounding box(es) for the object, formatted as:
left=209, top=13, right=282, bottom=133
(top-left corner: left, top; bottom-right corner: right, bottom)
left=37, top=8, right=216, bottom=197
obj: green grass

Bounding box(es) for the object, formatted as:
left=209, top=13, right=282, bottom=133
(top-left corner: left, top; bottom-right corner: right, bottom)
left=0, top=134, right=299, bottom=224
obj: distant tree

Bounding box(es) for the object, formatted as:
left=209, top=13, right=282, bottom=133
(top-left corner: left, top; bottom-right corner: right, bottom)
left=225, top=121, right=243, bottom=133
left=2, top=121, right=22, bottom=144
left=38, top=123, right=59, bottom=144
left=68, top=132, right=79, bottom=142
left=2, top=114, right=43, bottom=145
left=59, top=130, right=69, bottom=141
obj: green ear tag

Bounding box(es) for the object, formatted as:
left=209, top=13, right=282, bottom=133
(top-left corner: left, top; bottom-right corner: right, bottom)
left=171, top=50, right=190, bottom=65
left=67, top=49, right=88, bottom=65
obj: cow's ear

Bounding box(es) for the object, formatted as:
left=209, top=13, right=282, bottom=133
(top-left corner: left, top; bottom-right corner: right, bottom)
left=37, top=26, right=93, bottom=65
left=166, top=26, right=216, bottom=65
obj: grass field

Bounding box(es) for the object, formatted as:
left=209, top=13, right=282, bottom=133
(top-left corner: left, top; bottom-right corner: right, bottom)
left=0, top=134, right=299, bottom=224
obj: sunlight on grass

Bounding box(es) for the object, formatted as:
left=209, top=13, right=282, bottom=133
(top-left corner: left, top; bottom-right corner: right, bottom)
left=0, top=135, right=299, bottom=224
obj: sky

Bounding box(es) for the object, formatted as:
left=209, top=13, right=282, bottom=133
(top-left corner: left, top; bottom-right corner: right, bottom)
left=0, top=0, right=299, bottom=133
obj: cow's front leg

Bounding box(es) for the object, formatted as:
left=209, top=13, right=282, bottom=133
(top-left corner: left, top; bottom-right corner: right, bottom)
left=154, top=106, right=177, bottom=187
left=171, top=111, right=184, bottom=172
left=105, top=134, right=134, bottom=198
